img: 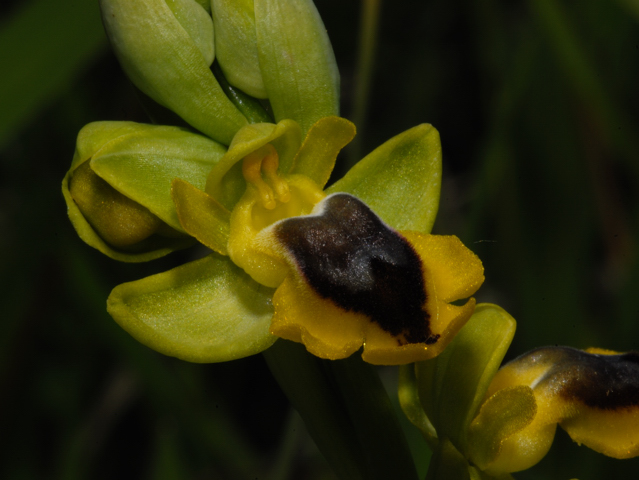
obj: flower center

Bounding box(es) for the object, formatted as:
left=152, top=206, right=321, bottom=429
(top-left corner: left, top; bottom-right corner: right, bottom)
left=242, top=144, right=290, bottom=210
left=227, top=144, right=327, bottom=288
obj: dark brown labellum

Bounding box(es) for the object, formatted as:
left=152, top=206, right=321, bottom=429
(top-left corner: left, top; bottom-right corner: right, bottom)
left=514, top=346, right=639, bottom=410
left=275, top=193, right=438, bottom=345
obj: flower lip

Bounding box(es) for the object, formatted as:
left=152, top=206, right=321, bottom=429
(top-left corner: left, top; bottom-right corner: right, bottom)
left=274, top=193, right=439, bottom=346
left=474, top=345, right=639, bottom=473
left=524, top=346, right=639, bottom=410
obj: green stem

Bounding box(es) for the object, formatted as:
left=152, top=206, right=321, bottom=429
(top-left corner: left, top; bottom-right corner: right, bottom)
left=528, top=0, right=639, bottom=177
left=263, top=340, right=366, bottom=480
left=398, top=364, right=438, bottom=450
left=347, top=0, right=382, bottom=165
left=212, top=62, right=273, bottom=124
left=264, top=340, right=418, bottom=480
left=329, top=355, right=419, bottom=480
left=268, top=410, right=304, bottom=480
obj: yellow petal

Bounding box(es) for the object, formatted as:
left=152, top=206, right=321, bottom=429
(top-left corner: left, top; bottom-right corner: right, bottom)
left=206, top=120, right=302, bottom=209
left=227, top=174, right=325, bottom=288
left=361, top=300, right=476, bottom=365
left=468, top=385, right=538, bottom=472
left=290, top=116, right=356, bottom=187
left=359, top=232, right=482, bottom=364
left=561, top=403, right=639, bottom=459
left=402, top=232, right=484, bottom=302
left=270, top=274, right=366, bottom=360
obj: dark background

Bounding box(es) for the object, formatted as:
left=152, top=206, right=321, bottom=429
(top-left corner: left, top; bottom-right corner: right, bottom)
left=1, top=0, right=638, bottom=478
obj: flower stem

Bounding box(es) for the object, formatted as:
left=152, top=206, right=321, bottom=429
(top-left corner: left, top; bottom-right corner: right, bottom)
left=348, top=0, right=382, bottom=164
left=212, top=62, right=273, bottom=124
left=264, top=340, right=418, bottom=480
left=263, top=340, right=366, bottom=479
left=329, top=354, right=419, bottom=480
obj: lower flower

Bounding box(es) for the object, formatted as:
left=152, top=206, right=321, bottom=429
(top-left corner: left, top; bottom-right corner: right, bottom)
left=473, top=346, right=639, bottom=474
left=400, top=304, right=639, bottom=479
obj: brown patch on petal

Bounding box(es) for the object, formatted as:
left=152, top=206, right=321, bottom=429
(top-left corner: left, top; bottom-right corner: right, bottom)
left=522, top=347, right=639, bottom=410
left=274, top=193, right=437, bottom=345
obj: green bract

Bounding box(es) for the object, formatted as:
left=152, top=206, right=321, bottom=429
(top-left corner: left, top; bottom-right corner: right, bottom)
left=62, top=121, right=226, bottom=261
left=399, top=304, right=519, bottom=480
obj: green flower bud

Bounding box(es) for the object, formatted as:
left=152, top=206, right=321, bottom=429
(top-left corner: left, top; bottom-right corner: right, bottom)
left=211, top=0, right=267, bottom=99
left=99, top=0, right=247, bottom=145
left=255, top=0, right=340, bottom=134
left=62, top=121, right=227, bottom=262
left=165, top=0, right=215, bottom=64
left=191, top=0, right=211, bottom=14
left=69, top=161, right=169, bottom=249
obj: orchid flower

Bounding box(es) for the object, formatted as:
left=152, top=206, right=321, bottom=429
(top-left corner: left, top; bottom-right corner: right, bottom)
left=400, top=304, right=639, bottom=479
left=62, top=0, right=484, bottom=366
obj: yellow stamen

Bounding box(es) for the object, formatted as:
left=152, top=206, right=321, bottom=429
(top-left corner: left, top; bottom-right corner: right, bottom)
left=242, top=146, right=276, bottom=209
left=262, top=148, right=291, bottom=203
left=241, top=144, right=290, bottom=209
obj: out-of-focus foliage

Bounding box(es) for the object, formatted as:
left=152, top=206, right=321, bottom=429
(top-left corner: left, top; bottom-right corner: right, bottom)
left=0, top=0, right=638, bottom=478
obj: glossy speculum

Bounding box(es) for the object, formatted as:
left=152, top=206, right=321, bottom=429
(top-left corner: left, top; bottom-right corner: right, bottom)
left=275, top=193, right=439, bottom=345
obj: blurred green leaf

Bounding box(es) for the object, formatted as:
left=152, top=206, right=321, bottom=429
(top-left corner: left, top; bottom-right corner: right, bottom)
left=614, top=0, right=639, bottom=21
left=0, top=0, right=108, bottom=150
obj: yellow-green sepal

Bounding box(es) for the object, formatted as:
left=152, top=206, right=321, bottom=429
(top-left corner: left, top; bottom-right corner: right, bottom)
left=206, top=119, right=302, bottom=209
left=211, top=0, right=266, bottom=98
left=255, top=0, right=339, bottom=134
left=99, top=0, right=247, bottom=145
left=416, top=304, right=517, bottom=455
left=290, top=116, right=356, bottom=188
left=63, top=122, right=199, bottom=262
left=327, top=124, right=442, bottom=233
left=87, top=123, right=226, bottom=232
left=107, top=254, right=277, bottom=362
